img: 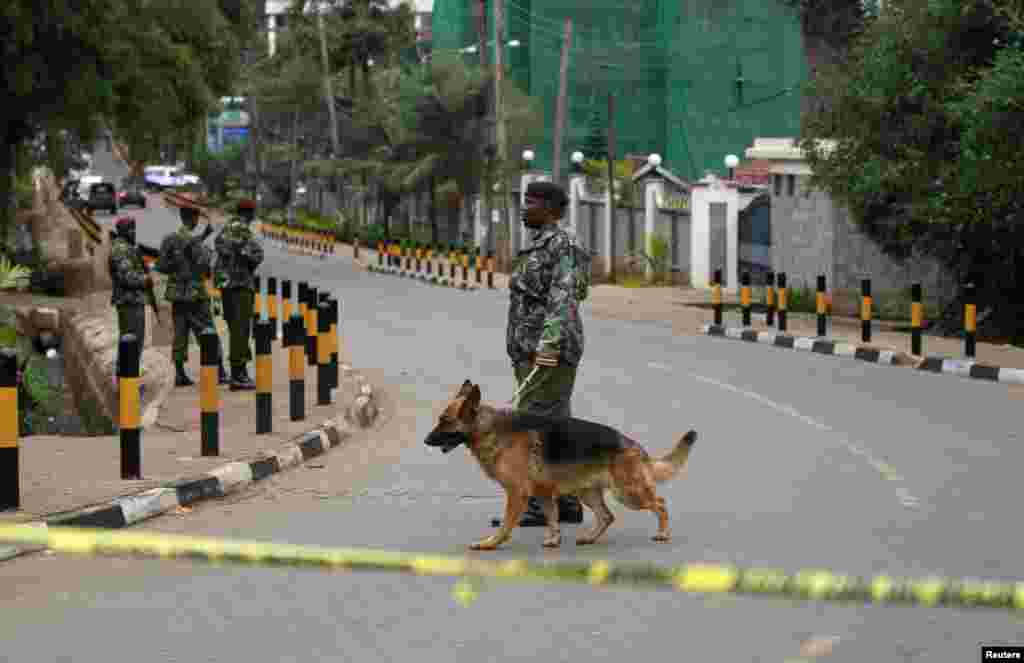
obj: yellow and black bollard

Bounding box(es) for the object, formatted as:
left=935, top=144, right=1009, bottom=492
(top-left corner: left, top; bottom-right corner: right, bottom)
left=712, top=269, right=723, bottom=326
left=461, top=250, right=469, bottom=285
left=281, top=280, right=293, bottom=342
left=777, top=272, right=788, bottom=333
left=199, top=329, right=220, bottom=457
left=253, top=275, right=262, bottom=340
left=317, top=301, right=331, bottom=406
left=286, top=315, right=305, bottom=422
left=765, top=271, right=776, bottom=327
left=861, top=278, right=872, bottom=344
left=298, top=281, right=309, bottom=357
left=255, top=320, right=273, bottom=434
left=329, top=297, right=339, bottom=390
left=0, top=348, right=19, bottom=509
left=964, top=282, right=977, bottom=358
left=449, top=245, right=457, bottom=282
left=377, top=241, right=384, bottom=267
left=816, top=275, right=828, bottom=337
left=415, top=243, right=422, bottom=274
left=267, top=277, right=278, bottom=341
left=476, top=251, right=483, bottom=285
left=426, top=245, right=434, bottom=278
left=306, top=285, right=319, bottom=367
left=740, top=272, right=752, bottom=327
left=118, top=333, right=142, bottom=480
left=911, top=283, right=923, bottom=356
left=487, top=252, right=495, bottom=289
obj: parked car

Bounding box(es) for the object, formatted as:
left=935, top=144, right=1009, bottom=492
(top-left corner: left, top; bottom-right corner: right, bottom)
left=179, top=172, right=201, bottom=186
left=144, top=165, right=184, bottom=191
left=77, top=174, right=104, bottom=199
left=118, top=176, right=147, bottom=208
left=86, top=181, right=118, bottom=215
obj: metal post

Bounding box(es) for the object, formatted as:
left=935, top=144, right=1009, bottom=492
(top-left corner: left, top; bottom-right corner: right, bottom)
left=0, top=348, right=19, bottom=509
left=199, top=329, right=220, bottom=456
left=317, top=302, right=331, bottom=406
left=118, top=334, right=142, bottom=479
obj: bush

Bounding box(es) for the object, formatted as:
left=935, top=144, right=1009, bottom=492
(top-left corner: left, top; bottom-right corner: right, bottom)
left=14, top=175, right=34, bottom=210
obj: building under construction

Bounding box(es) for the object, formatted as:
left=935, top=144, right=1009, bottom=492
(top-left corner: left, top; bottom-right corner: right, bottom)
left=430, top=0, right=807, bottom=181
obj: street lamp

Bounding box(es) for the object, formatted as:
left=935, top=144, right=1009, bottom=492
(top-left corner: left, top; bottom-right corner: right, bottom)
left=522, top=149, right=535, bottom=170
left=725, top=154, right=739, bottom=181
left=648, top=153, right=662, bottom=168
left=571, top=151, right=584, bottom=174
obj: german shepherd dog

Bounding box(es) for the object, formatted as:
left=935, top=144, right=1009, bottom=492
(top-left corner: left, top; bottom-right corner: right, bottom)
left=424, top=380, right=697, bottom=550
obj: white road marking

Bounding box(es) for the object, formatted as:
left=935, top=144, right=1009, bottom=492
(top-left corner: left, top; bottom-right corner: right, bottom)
left=645, top=361, right=921, bottom=509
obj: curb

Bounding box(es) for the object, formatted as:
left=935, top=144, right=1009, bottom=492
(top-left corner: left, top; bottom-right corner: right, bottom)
left=366, top=264, right=486, bottom=291
left=0, top=367, right=380, bottom=563
left=702, top=324, right=898, bottom=365
left=917, top=356, right=1024, bottom=385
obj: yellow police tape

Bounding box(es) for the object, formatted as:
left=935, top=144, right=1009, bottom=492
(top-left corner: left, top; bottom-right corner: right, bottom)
left=1, top=524, right=1022, bottom=612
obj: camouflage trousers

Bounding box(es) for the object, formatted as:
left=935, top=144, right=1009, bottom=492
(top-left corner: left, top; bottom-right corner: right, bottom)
left=116, top=305, right=146, bottom=349
left=171, top=301, right=218, bottom=365
left=513, top=362, right=577, bottom=418
left=221, top=287, right=254, bottom=367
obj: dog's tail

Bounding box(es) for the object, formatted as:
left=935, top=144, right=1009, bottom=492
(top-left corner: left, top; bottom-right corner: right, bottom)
left=651, top=430, right=697, bottom=484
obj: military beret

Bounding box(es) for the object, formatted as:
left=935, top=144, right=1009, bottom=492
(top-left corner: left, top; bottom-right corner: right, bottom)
left=115, top=216, right=136, bottom=228
left=237, top=199, right=257, bottom=211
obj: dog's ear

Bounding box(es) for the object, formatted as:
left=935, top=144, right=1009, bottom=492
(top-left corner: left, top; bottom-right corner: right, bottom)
left=459, top=385, right=482, bottom=421
left=457, top=380, right=473, bottom=396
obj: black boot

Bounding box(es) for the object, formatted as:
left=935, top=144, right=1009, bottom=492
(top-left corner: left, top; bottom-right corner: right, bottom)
left=174, top=363, right=194, bottom=387
left=218, top=364, right=229, bottom=385
left=558, top=495, right=584, bottom=523
left=229, top=364, right=255, bottom=391
left=518, top=497, right=548, bottom=527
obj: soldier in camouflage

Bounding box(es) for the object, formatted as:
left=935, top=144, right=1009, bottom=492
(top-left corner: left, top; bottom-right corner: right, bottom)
left=214, top=198, right=264, bottom=391
left=503, top=180, right=585, bottom=527
left=156, top=196, right=228, bottom=387
left=108, top=217, right=150, bottom=350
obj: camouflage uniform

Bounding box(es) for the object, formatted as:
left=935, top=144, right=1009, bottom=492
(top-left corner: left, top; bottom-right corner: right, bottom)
left=156, top=226, right=218, bottom=367
left=108, top=237, right=147, bottom=347
left=214, top=216, right=263, bottom=368
left=505, top=216, right=586, bottom=527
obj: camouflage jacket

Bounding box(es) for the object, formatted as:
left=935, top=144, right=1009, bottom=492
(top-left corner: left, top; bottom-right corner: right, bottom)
left=108, top=238, right=147, bottom=307
left=214, top=217, right=263, bottom=290
left=507, top=224, right=584, bottom=368
left=155, top=226, right=212, bottom=302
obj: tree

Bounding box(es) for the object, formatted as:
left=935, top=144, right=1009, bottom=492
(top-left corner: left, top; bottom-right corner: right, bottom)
left=798, top=0, right=1024, bottom=339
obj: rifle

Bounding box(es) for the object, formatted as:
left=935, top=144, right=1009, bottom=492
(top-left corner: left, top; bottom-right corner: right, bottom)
left=135, top=242, right=162, bottom=326
left=111, top=232, right=163, bottom=325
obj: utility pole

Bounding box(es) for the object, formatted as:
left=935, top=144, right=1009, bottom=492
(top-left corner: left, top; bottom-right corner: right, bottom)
left=606, top=91, right=616, bottom=283
left=317, top=0, right=341, bottom=202
left=475, top=0, right=492, bottom=254
left=551, top=19, right=573, bottom=184
left=493, top=0, right=509, bottom=261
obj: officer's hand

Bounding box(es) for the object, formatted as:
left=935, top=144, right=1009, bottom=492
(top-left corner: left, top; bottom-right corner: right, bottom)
left=534, top=351, right=559, bottom=368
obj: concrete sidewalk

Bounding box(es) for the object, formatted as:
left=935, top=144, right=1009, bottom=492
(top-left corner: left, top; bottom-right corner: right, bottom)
left=0, top=334, right=379, bottom=527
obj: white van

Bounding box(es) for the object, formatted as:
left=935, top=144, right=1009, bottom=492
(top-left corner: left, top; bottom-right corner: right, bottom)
left=144, top=165, right=183, bottom=191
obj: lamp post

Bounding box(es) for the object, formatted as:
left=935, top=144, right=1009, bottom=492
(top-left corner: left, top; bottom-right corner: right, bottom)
left=571, top=150, right=584, bottom=174
left=522, top=149, right=535, bottom=172
left=725, top=154, right=739, bottom=181
left=648, top=153, right=662, bottom=169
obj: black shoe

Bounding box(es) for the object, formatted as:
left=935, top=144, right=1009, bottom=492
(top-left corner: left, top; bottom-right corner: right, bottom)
left=229, top=366, right=255, bottom=391
left=518, top=497, right=548, bottom=527
left=174, top=364, right=194, bottom=387
left=218, top=365, right=229, bottom=385
left=558, top=495, right=584, bottom=524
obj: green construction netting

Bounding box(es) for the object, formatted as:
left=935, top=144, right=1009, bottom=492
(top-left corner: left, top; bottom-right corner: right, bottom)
left=431, top=0, right=807, bottom=182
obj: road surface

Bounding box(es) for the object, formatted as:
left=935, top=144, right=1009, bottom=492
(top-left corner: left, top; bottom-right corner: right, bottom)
left=1, top=140, right=1021, bottom=662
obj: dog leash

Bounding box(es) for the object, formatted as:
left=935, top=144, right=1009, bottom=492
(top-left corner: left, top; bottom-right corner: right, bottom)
left=510, top=365, right=540, bottom=409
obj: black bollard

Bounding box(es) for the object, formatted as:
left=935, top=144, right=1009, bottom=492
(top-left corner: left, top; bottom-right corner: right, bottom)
left=118, top=333, right=142, bottom=479
left=199, top=328, right=220, bottom=456
left=317, top=302, right=331, bottom=406
left=0, top=348, right=19, bottom=510
left=255, top=320, right=272, bottom=434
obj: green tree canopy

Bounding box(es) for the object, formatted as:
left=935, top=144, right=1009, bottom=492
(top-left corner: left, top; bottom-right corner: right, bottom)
left=799, top=0, right=1024, bottom=338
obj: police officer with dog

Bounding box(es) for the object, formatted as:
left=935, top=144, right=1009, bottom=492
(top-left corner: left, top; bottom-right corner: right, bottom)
left=215, top=198, right=264, bottom=391
left=156, top=194, right=228, bottom=387
left=500, top=180, right=590, bottom=527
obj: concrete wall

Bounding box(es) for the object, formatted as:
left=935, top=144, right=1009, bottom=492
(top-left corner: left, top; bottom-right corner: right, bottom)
left=771, top=173, right=956, bottom=300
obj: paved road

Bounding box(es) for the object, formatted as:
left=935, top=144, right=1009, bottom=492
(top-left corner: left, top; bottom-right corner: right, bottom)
left=1, top=140, right=1021, bottom=661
